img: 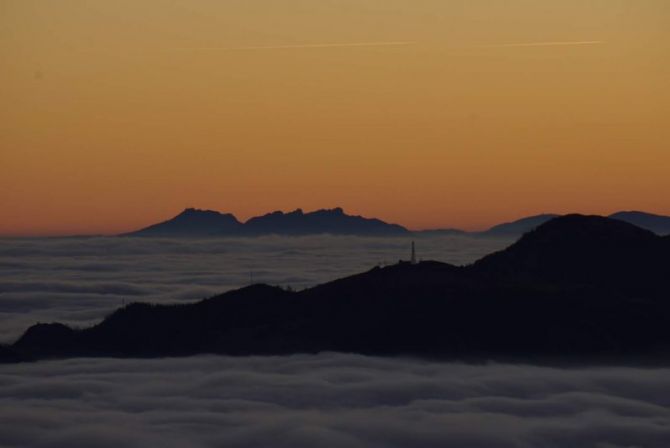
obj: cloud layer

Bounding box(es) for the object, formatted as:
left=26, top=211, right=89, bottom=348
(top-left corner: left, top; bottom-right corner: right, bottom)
left=1, top=354, right=669, bottom=447
left=3, top=236, right=667, bottom=446
left=0, top=235, right=509, bottom=342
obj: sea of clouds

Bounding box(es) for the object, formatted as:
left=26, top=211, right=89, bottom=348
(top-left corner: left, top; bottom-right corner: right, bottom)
left=1, top=353, right=669, bottom=447
left=0, top=234, right=509, bottom=342
left=3, top=234, right=667, bottom=447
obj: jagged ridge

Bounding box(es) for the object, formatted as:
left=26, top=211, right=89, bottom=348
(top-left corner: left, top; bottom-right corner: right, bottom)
left=124, top=207, right=408, bottom=237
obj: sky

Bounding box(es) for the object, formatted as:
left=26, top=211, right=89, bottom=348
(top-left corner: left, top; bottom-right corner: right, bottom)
left=1, top=0, right=669, bottom=236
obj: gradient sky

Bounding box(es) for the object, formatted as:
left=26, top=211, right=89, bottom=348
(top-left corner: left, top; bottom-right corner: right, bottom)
left=1, top=0, right=669, bottom=236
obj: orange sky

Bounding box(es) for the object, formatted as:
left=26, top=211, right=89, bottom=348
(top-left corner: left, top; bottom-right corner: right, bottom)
left=1, top=0, right=669, bottom=236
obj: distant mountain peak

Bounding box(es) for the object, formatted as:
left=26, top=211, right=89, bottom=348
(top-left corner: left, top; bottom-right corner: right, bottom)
left=318, top=207, right=344, bottom=214
left=243, top=207, right=407, bottom=236
left=481, top=213, right=559, bottom=237
left=125, top=206, right=408, bottom=237
left=178, top=207, right=231, bottom=217
left=477, top=211, right=670, bottom=238
left=123, top=207, right=670, bottom=238
left=611, top=210, right=656, bottom=217
left=608, top=211, right=670, bottom=235
left=123, top=208, right=242, bottom=237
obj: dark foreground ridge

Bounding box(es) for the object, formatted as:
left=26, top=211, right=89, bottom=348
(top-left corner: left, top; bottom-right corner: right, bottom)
left=4, top=215, right=670, bottom=364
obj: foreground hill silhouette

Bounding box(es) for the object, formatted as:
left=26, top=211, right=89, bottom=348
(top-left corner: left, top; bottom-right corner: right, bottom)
left=5, top=215, right=670, bottom=364
left=125, top=207, right=408, bottom=236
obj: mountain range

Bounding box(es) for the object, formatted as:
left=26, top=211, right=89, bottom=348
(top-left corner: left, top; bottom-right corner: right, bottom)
left=124, top=207, right=670, bottom=237
left=125, top=207, right=408, bottom=237
left=6, top=214, right=670, bottom=364
left=476, top=210, right=670, bottom=237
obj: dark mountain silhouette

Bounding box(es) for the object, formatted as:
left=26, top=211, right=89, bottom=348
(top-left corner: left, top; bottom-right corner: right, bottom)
left=124, top=207, right=408, bottom=237
left=478, top=213, right=559, bottom=237
left=0, top=345, right=22, bottom=363
left=244, top=207, right=408, bottom=236
left=125, top=208, right=242, bottom=237
left=7, top=214, right=670, bottom=364
left=472, top=215, right=668, bottom=296
left=472, top=211, right=670, bottom=238
left=123, top=207, right=670, bottom=239
left=609, top=211, right=670, bottom=236
left=419, top=212, right=670, bottom=238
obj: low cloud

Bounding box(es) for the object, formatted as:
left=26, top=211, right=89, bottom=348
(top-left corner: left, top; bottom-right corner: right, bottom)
left=0, top=281, right=151, bottom=296
left=0, top=235, right=510, bottom=342
left=1, top=354, right=668, bottom=447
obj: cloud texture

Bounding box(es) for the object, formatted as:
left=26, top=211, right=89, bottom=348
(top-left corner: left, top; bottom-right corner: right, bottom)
left=1, top=354, right=669, bottom=447
left=0, top=234, right=509, bottom=342
left=2, top=236, right=668, bottom=446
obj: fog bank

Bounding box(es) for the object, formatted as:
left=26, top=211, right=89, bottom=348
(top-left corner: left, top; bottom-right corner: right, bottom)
left=1, top=354, right=668, bottom=447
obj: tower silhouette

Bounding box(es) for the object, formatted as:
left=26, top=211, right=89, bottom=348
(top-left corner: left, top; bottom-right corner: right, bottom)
left=411, top=241, right=417, bottom=264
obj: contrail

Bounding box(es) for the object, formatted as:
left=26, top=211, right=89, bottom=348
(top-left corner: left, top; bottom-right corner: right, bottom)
left=173, top=41, right=415, bottom=51
left=486, top=40, right=604, bottom=48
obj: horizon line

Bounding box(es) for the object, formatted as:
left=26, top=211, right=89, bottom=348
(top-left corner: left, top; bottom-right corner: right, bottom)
left=0, top=208, right=664, bottom=239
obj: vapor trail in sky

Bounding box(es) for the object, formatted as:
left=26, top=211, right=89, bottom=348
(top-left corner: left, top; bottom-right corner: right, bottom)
left=488, top=40, right=604, bottom=48
left=174, top=41, right=415, bottom=51
left=175, top=40, right=603, bottom=52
